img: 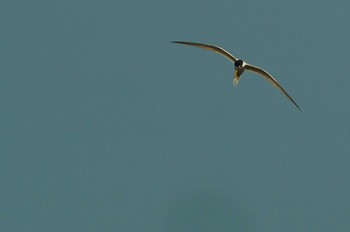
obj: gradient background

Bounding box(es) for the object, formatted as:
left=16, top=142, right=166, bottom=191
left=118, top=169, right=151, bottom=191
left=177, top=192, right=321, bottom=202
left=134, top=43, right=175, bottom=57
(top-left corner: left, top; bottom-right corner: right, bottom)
left=2, top=0, right=350, bottom=231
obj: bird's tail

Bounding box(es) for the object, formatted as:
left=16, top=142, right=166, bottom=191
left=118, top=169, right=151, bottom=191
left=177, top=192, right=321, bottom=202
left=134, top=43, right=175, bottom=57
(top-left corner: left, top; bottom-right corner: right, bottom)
left=233, top=70, right=240, bottom=86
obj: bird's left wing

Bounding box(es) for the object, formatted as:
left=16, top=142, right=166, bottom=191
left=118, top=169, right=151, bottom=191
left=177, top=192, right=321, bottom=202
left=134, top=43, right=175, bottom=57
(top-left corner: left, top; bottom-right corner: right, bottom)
left=245, top=64, right=301, bottom=111
left=172, top=41, right=237, bottom=63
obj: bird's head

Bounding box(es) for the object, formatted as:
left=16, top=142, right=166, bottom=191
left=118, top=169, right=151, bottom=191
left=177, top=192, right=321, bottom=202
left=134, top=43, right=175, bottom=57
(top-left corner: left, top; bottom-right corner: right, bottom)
left=234, top=60, right=243, bottom=69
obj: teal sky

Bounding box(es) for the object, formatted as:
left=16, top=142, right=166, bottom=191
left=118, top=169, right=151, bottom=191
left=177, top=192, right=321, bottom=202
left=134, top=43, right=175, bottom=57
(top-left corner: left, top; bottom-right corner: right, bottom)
left=2, top=0, right=350, bottom=231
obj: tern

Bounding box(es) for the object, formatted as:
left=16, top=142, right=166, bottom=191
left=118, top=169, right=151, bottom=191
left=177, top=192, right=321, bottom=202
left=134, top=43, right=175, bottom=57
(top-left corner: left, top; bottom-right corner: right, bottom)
left=172, top=41, right=301, bottom=111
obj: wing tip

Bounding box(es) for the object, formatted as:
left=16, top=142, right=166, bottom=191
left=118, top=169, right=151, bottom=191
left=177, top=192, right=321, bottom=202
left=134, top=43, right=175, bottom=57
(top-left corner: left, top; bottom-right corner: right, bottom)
left=291, top=100, right=302, bottom=112
left=296, top=105, right=302, bottom=112
left=171, top=41, right=185, bottom=44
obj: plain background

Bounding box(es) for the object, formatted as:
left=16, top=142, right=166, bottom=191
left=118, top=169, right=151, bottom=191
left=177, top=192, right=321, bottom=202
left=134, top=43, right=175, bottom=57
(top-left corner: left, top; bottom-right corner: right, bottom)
left=1, top=0, right=350, bottom=231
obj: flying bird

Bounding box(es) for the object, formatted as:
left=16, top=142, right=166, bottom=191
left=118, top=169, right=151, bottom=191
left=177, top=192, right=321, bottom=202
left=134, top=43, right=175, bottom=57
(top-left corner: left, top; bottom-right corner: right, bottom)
left=172, top=41, right=301, bottom=111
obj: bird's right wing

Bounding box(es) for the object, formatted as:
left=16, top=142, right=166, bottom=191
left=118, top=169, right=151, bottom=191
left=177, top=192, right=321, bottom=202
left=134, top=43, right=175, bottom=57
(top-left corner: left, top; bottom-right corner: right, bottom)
left=172, top=41, right=237, bottom=63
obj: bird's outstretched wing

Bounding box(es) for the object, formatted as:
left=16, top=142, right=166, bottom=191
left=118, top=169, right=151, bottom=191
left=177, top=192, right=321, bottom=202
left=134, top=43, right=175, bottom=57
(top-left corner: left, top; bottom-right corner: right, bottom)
left=172, top=41, right=237, bottom=63
left=245, top=64, right=301, bottom=111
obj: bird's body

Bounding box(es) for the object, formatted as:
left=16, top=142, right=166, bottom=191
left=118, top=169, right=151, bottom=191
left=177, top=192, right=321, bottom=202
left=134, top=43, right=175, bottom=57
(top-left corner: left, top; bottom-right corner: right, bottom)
left=233, top=59, right=245, bottom=86
left=172, top=41, right=301, bottom=111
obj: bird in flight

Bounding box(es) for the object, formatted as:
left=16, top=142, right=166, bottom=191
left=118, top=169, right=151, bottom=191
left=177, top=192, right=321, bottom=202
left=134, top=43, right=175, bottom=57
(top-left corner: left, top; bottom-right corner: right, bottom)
left=172, top=41, right=301, bottom=111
